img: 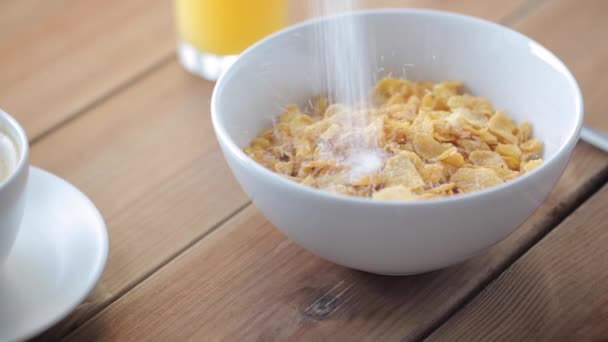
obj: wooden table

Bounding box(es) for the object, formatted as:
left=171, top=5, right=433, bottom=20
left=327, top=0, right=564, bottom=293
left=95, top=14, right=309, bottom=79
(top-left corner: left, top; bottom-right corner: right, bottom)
left=2, top=0, right=607, bottom=340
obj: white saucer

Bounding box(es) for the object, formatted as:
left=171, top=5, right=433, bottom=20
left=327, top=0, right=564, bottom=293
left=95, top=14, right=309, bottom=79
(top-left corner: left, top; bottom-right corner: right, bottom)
left=0, top=167, right=108, bottom=342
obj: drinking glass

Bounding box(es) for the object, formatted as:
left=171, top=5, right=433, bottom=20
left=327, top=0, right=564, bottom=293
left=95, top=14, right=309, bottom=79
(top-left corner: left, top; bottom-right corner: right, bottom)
left=175, top=0, right=288, bottom=80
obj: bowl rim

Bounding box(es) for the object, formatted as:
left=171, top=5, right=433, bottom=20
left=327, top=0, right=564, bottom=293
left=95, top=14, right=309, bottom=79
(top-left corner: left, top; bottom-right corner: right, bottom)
left=211, top=8, right=583, bottom=207
left=0, top=109, right=29, bottom=191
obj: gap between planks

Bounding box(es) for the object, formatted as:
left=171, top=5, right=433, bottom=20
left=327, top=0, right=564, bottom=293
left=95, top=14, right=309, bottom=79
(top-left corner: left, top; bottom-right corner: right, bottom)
left=416, top=160, right=608, bottom=341
left=499, top=0, right=546, bottom=26
left=29, top=52, right=174, bottom=147
left=55, top=201, right=252, bottom=341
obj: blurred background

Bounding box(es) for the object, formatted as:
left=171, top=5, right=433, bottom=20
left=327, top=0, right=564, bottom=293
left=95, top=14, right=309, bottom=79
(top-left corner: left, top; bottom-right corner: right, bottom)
left=0, top=0, right=605, bottom=138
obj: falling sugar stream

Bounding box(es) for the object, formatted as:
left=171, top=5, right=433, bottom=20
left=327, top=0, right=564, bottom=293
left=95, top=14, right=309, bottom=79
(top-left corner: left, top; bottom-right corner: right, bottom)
left=309, top=0, right=386, bottom=182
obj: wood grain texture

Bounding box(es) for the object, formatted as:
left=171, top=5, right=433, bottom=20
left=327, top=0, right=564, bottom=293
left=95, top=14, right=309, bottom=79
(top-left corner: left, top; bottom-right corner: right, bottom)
left=0, top=0, right=174, bottom=139
left=28, top=61, right=249, bottom=340
left=291, top=0, right=530, bottom=23
left=513, top=0, right=608, bottom=132
left=65, top=142, right=608, bottom=341
left=428, top=184, right=608, bottom=342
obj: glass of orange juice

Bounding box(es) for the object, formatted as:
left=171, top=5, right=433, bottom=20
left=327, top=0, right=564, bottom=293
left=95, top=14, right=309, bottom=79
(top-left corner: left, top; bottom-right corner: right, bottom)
left=175, top=0, right=288, bottom=80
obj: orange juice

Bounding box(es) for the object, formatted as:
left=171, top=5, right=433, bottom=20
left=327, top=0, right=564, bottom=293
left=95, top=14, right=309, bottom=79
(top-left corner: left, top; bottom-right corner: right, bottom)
left=175, top=0, right=288, bottom=56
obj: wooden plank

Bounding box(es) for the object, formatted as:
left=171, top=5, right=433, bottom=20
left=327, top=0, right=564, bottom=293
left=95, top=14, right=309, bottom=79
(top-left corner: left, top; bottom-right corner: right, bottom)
left=291, top=0, right=531, bottom=23
left=27, top=61, right=249, bottom=339
left=0, top=0, right=174, bottom=139
left=513, top=0, right=608, bottom=132
left=427, top=184, right=608, bottom=341
left=64, top=142, right=607, bottom=341
left=364, top=0, right=531, bottom=19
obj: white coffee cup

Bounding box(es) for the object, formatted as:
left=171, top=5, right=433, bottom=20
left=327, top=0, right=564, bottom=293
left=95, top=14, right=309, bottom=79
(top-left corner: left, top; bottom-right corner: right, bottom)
left=0, top=109, right=29, bottom=265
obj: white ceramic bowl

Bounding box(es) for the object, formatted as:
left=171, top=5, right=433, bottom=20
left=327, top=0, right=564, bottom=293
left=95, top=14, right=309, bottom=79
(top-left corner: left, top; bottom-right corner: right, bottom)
left=211, top=9, right=583, bottom=275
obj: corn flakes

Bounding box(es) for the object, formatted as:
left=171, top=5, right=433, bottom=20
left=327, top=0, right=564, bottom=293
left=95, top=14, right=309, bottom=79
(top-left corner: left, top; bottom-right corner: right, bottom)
left=451, top=167, right=504, bottom=193
left=244, top=77, right=544, bottom=200
left=372, top=185, right=416, bottom=201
